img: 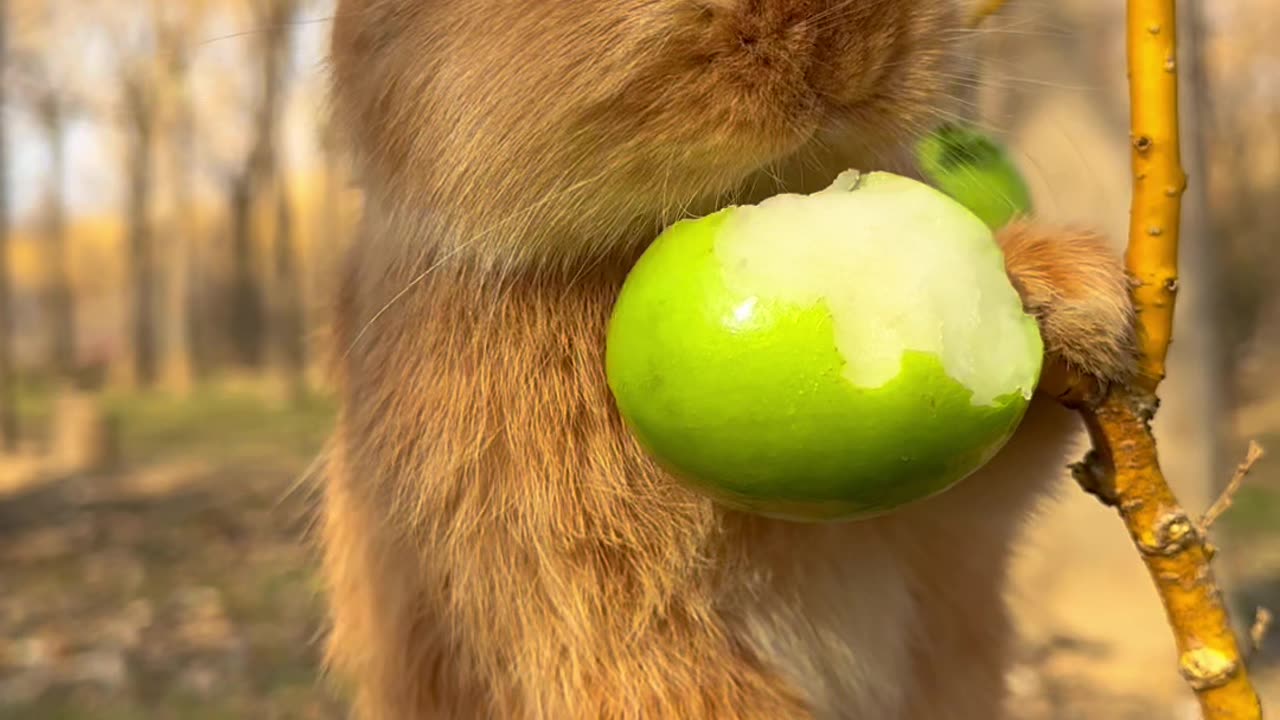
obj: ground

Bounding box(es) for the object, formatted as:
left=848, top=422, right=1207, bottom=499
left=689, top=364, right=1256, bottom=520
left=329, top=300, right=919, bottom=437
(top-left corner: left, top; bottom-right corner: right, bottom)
left=0, top=383, right=342, bottom=719
left=0, top=379, right=1276, bottom=719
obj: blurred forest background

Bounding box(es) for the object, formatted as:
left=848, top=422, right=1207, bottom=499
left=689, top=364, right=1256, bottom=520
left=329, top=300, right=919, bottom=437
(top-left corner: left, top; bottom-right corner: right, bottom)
left=0, top=0, right=1274, bottom=718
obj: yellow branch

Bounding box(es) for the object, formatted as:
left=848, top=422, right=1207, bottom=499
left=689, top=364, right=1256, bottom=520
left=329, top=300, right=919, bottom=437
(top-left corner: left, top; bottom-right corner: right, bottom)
left=963, top=0, right=1259, bottom=712
left=1069, top=1, right=1264, bottom=717
left=968, top=0, right=1010, bottom=28
left=1126, top=0, right=1187, bottom=391
left=1077, top=399, right=1262, bottom=718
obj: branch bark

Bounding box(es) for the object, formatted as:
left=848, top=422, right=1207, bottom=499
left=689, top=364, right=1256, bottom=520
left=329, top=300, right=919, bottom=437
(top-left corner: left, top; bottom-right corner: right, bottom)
left=1069, top=1, right=1264, bottom=716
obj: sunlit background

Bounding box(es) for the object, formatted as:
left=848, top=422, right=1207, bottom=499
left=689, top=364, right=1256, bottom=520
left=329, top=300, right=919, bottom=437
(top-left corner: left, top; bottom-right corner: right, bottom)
left=0, top=1, right=1276, bottom=718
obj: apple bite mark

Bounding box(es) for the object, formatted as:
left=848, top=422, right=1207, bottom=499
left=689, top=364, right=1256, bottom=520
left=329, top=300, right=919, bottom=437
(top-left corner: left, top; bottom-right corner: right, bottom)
left=719, top=171, right=1041, bottom=407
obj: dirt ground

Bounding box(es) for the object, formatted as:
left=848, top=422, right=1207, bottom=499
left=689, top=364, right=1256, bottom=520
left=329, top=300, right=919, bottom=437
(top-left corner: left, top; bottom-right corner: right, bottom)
left=0, top=381, right=1276, bottom=719
left=0, top=385, right=343, bottom=719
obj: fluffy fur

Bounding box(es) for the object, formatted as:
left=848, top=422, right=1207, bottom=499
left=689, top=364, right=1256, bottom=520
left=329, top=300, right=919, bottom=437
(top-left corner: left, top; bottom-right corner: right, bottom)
left=317, top=1, right=1138, bottom=718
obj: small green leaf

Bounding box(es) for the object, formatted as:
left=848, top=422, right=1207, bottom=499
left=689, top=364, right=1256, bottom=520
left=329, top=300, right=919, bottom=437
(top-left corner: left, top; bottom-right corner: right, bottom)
left=916, top=123, right=1034, bottom=230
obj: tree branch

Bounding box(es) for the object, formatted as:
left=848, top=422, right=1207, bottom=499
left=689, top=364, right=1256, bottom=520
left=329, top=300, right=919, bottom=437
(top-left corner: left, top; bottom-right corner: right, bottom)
left=1249, top=607, right=1272, bottom=659
left=1201, top=441, right=1265, bottom=533
left=1067, top=1, right=1264, bottom=716
left=1079, top=397, right=1260, bottom=714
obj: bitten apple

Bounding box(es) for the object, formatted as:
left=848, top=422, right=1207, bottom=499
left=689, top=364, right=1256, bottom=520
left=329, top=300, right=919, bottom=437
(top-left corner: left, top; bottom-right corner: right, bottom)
left=606, top=171, right=1043, bottom=522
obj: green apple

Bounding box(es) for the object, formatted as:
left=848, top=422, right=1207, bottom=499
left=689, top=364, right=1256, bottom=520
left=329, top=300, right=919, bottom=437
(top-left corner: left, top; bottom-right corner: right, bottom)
left=605, top=171, right=1043, bottom=522
left=915, top=123, right=1033, bottom=230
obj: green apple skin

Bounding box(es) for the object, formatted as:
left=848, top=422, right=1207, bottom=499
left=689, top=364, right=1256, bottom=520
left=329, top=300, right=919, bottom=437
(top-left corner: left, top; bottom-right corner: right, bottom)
left=606, top=190, right=1042, bottom=523
left=915, top=123, right=1034, bottom=231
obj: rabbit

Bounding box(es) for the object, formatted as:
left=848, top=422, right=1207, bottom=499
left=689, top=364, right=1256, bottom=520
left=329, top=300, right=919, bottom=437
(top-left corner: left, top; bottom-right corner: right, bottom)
left=316, top=0, right=1137, bottom=717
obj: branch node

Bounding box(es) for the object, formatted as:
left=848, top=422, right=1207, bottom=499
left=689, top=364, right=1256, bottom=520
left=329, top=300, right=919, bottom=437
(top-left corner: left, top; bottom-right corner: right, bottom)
left=1179, top=648, right=1240, bottom=691
left=1070, top=449, right=1117, bottom=507
left=1138, top=510, right=1198, bottom=556
left=1127, top=392, right=1160, bottom=426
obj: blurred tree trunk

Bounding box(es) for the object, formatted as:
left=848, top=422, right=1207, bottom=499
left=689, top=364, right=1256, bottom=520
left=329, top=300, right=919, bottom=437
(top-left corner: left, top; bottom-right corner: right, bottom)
left=0, top=0, right=18, bottom=451
left=246, top=0, right=304, bottom=398
left=36, top=92, right=75, bottom=379
left=50, top=386, right=117, bottom=474
left=307, top=121, right=339, bottom=387
left=319, top=120, right=341, bottom=252
left=228, top=169, right=265, bottom=368
left=1177, top=0, right=1227, bottom=491
left=157, top=12, right=196, bottom=394
left=1179, top=0, right=1254, bottom=635
left=122, top=70, right=158, bottom=388
left=271, top=172, right=305, bottom=397
left=1184, top=2, right=1245, bottom=408
left=162, top=85, right=196, bottom=393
